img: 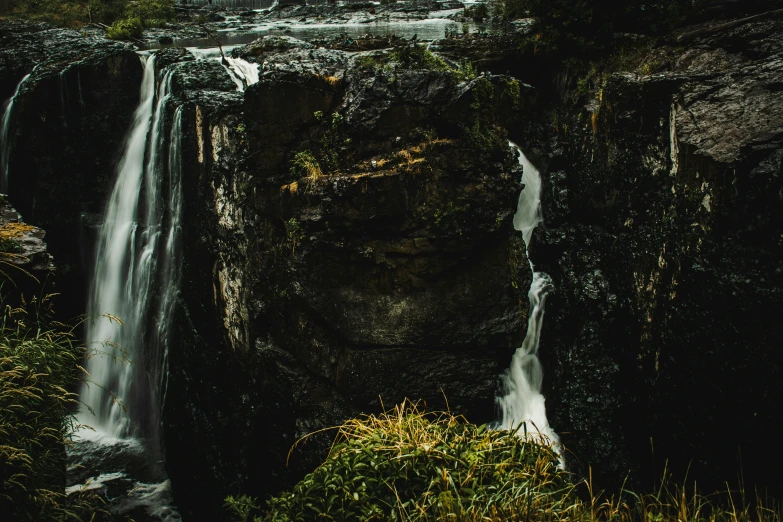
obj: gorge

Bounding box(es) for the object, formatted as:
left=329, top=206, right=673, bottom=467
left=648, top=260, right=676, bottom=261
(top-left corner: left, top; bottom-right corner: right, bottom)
left=1, top=1, right=782, bottom=520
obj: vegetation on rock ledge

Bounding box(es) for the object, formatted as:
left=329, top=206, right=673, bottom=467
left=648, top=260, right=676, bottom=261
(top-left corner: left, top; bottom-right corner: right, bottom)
left=227, top=402, right=782, bottom=522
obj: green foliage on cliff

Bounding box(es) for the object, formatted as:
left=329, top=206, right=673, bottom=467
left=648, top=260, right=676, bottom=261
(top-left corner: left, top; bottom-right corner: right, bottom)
left=461, top=76, right=507, bottom=152
left=290, top=150, right=322, bottom=181
left=356, top=45, right=477, bottom=83
left=313, top=110, right=351, bottom=172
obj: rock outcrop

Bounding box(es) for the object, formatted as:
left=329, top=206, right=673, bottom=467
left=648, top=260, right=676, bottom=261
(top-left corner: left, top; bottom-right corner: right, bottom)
left=0, top=197, right=54, bottom=299
left=530, top=13, right=783, bottom=495
left=155, top=38, right=533, bottom=518
left=0, top=20, right=141, bottom=314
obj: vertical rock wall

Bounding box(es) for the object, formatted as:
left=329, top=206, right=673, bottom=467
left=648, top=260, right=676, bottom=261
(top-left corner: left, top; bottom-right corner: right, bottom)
left=534, top=16, right=783, bottom=495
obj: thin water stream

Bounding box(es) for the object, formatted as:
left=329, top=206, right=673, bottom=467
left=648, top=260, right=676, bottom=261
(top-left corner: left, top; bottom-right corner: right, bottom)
left=1, top=73, right=32, bottom=193
left=496, top=142, right=563, bottom=462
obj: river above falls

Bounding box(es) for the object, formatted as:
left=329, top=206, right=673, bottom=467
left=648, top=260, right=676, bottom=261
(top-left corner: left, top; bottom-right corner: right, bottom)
left=143, top=17, right=475, bottom=49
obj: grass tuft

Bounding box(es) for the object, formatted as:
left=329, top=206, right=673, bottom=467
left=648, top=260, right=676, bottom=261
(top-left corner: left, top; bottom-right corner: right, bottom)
left=0, top=289, right=109, bottom=520
left=228, top=401, right=783, bottom=522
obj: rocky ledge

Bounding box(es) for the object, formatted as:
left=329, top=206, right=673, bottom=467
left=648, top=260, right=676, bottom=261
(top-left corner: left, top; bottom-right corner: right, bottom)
left=0, top=196, right=54, bottom=296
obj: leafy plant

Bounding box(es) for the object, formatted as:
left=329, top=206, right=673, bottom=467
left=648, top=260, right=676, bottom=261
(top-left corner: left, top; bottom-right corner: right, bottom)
left=461, top=76, right=503, bottom=151
left=225, top=494, right=260, bottom=522
left=389, top=45, right=452, bottom=73
left=313, top=111, right=351, bottom=171
left=106, top=16, right=142, bottom=40
left=256, top=401, right=569, bottom=521
left=284, top=218, right=304, bottom=253
left=289, top=151, right=322, bottom=182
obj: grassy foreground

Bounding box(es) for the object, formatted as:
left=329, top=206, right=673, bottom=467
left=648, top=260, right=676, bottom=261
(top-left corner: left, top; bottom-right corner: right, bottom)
left=227, top=402, right=782, bottom=522
left=0, top=288, right=110, bottom=520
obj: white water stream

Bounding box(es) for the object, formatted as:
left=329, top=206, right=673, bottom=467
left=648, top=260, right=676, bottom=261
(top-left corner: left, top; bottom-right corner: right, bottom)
left=70, top=52, right=182, bottom=521
left=1, top=73, right=32, bottom=193
left=78, top=53, right=180, bottom=441
left=496, top=142, right=563, bottom=461
left=225, top=56, right=260, bottom=90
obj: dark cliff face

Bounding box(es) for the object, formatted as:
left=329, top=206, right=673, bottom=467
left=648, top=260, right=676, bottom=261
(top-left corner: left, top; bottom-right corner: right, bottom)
left=158, top=39, right=533, bottom=519
left=532, top=15, right=783, bottom=495
left=2, top=11, right=781, bottom=520
left=1, top=20, right=141, bottom=314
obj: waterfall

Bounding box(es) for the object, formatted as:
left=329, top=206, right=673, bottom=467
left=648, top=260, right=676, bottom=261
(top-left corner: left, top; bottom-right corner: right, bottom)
left=152, top=105, right=184, bottom=413
left=178, top=0, right=276, bottom=7
left=496, top=142, right=562, bottom=461
left=224, top=57, right=260, bottom=91
left=1, top=73, right=32, bottom=193
left=78, top=53, right=181, bottom=441
left=59, top=69, right=69, bottom=127
left=78, top=71, right=86, bottom=111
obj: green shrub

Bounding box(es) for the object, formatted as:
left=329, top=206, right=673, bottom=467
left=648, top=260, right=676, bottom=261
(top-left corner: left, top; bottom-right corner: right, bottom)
left=247, top=402, right=570, bottom=521
left=390, top=45, right=451, bottom=72
left=6, top=0, right=173, bottom=28
left=0, top=238, right=21, bottom=253
left=124, top=0, right=173, bottom=25
left=0, top=292, right=93, bottom=519
left=229, top=403, right=783, bottom=521
left=314, top=111, right=351, bottom=171
left=289, top=150, right=322, bottom=181
left=106, top=16, right=142, bottom=39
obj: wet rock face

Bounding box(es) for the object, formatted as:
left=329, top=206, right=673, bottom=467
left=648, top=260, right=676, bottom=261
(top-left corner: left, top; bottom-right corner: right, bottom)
left=160, top=38, right=532, bottom=519
left=534, top=15, right=783, bottom=495
left=1, top=20, right=141, bottom=315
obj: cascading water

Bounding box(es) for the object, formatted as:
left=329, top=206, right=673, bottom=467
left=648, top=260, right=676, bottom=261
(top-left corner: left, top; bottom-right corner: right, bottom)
left=78, top=53, right=180, bottom=439
left=70, top=52, right=182, bottom=520
left=225, top=56, right=260, bottom=90
left=496, top=142, right=563, bottom=461
left=70, top=44, right=241, bottom=520
left=1, top=73, right=32, bottom=193
left=151, top=105, right=184, bottom=414
left=59, top=69, right=69, bottom=127
left=178, top=0, right=276, bottom=8
left=183, top=47, right=259, bottom=91
left=78, top=53, right=157, bottom=436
